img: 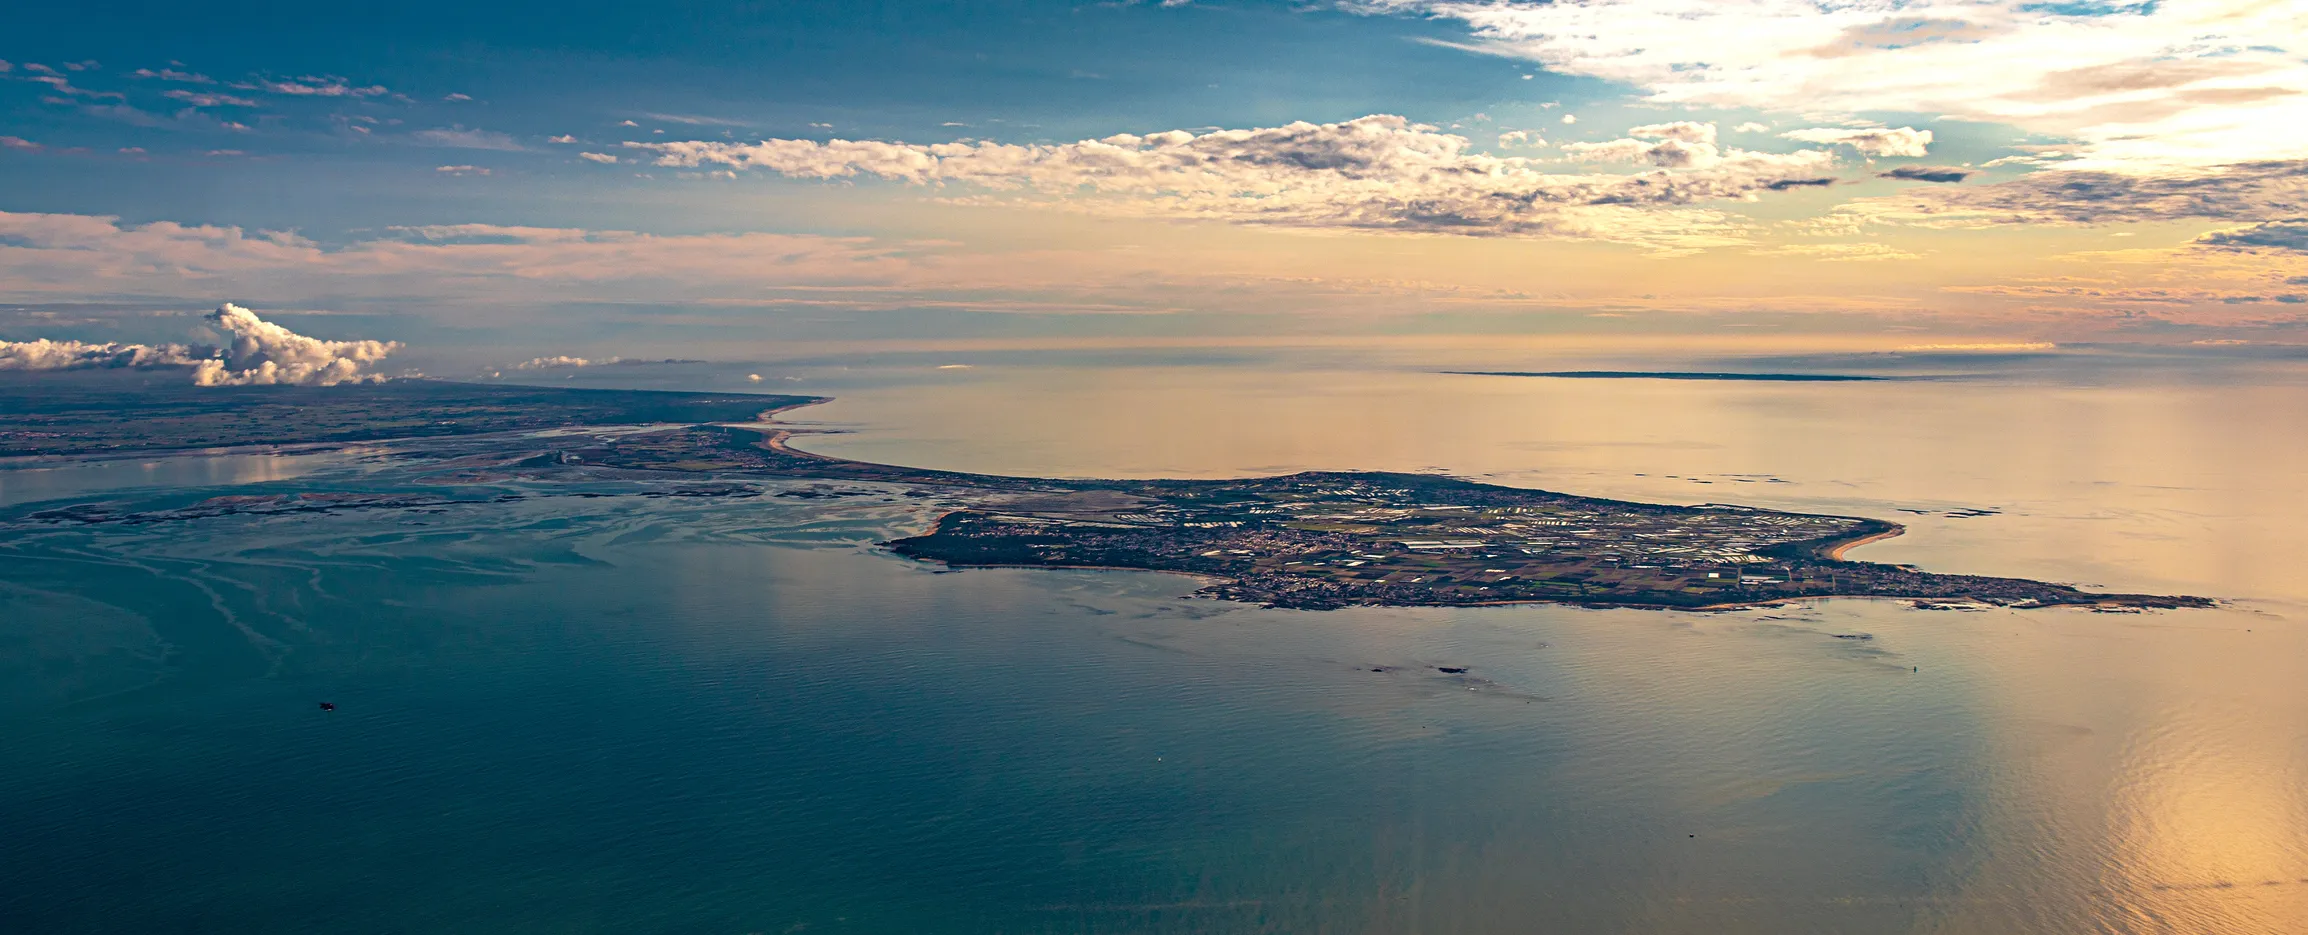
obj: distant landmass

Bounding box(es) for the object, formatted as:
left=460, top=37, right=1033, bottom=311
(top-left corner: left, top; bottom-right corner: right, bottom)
left=1, top=379, right=2210, bottom=614
left=1446, top=371, right=1889, bottom=382
left=0, top=373, right=817, bottom=457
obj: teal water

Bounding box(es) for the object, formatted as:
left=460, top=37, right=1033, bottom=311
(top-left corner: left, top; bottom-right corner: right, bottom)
left=4, top=358, right=2307, bottom=933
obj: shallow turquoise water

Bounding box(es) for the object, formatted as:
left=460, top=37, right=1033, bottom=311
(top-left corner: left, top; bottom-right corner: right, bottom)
left=4, top=360, right=2306, bottom=933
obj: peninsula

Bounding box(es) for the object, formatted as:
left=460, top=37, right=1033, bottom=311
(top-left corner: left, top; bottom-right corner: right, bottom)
left=559, top=418, right=2207, bottom=613
left=3, top=379, right=2211, bottom=613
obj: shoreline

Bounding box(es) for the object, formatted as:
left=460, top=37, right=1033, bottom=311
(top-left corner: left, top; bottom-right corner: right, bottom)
left=1824, top=527, right=1906, bottom=561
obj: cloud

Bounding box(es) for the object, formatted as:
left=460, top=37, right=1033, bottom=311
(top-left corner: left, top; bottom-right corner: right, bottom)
left=194, top=302, right=399, bottom=385
left=1878, top=165, right=1972, bottom=183
left=411, top=127, right=524, bottom=151
left=0, top=211, right=936, bottom=305
left=0, top=303, right=398, bottom=386
left=1781, top=126, right=1932, bottom=158
left=1495, top=129, right=1542, bottom=148
left=0, top=338, right=204, bottom=372
left=1627, top=121, right=1716, bottom=145
left=130, top=68, right=212, bottom=83
left=548, top=134, right=578, bottom=144
left=1732, top=122, right=1770, bottom=134
left=1840, top=159, right=2308, bottom=228
left=1347, top=0, right=2308, bottom=169
left=1750, top=242, right=1920, bottom=261
left=435, top=165, right=491, bottom=175
left=243, top=76, right=388, bottom=98
left=625, top=115, right=1848, bottom=251
left=444, top=92, right=473, bottom=102
left=163, top=89, right=258, bottom=108
left=514, top=355, right=609, bottom=369
left=0, top=136, right=40, bottom=152
left=577, top=151, right=619, bottom=164
left=2194, top=220, right=2308, bottom=253
left=1562, top=135, right=1719, bottom=169
left=21, top=71, right=123, bottom=100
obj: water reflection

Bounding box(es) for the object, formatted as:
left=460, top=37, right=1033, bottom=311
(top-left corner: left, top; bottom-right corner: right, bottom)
left=1, top=356, right=2302, bottom=933
left=790, top=360, right=2308, bottom=932
left=0, top=450, right=344, bottom=507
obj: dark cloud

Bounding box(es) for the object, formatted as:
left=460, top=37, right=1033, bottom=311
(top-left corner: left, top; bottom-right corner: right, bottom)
left=1878, top=165, right=1971, bottom=183
left=1851, top=160, right=2308, bottom=227
left=1765, top=177, right=1836, bottom=190
left=2194, top=219, right=2308, bottom=252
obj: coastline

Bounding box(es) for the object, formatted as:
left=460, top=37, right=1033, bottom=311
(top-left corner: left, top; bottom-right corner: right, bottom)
left=1824, top=527, right=1906, bottom=561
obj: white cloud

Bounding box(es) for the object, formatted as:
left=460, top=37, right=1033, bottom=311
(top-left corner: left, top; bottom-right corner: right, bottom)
left=132, top=68, right=214, bottom=83
left=412, top=127, right=524, bottom=151
left=1733, top=122, right=1770, bottom=134
left=163, top=89, right=258, bottom=108
left=1781, top=126, right=1933, bottom=158
left=0, top=338, right=203, bottom=372
left=577, top=151, right=619, bottom=164
left=1628, top=121, right=1716, bottom=145
left=548, top=134, right=578, bottom=144
left=1348, top=0, right=2308, bottom=170
left=435, top=165, right=490, bottom=175
left=0, top=303, right=398, bottom=386
left=195, top=302, right=399, bottom=386
left=1749, top=242, right=1921, bottom=261
left=514, top=355, right=613, bottom=369
left=0, top=211, right=933, bottom=305
left=243, top=76, right=388, bottom=98
left=625, top=115, right=1846, bottom=251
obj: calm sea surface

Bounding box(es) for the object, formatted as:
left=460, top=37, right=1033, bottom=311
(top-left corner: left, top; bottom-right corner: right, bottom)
left=3, top=354, right=2305, bottom=934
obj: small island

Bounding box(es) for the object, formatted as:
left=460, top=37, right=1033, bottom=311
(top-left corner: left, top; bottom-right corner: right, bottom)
left=3, top=379, right=2212, bottom=614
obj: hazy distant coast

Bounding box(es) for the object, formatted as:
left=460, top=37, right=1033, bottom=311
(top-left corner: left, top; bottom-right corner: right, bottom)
left=1444, top=371, right=1891, bottom=382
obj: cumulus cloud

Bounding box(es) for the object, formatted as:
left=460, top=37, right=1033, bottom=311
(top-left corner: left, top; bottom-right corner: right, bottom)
left=0, top=338, right=204, bottom=372
left=0, top=303, right=399, bottom=386
left=1348, top=0, right=2308, bottom=169
left=193, top=303, right=399, bottom=386
left=625, top=115, right=1848, bottom=251
left=1781, top=127, right=1933, bottom=158
left=1878, top=165, right=1972, bottom=183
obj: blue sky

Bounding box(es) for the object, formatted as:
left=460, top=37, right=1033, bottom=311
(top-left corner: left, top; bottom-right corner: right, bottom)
left=4, top=1, right=1574, bottom=233
left=4, top=1, right=2308, bottom=381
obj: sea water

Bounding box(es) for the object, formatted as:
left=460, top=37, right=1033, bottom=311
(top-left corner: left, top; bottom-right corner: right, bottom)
left=2, top=353, right=2304, bottom=934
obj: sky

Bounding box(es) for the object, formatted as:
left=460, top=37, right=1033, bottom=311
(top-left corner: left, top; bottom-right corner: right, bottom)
left=5, top=0, right=2308, bottom=378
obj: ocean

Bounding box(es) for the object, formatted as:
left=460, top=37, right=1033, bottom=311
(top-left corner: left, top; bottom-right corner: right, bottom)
left=3, top=350, right=2304, bottom=933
